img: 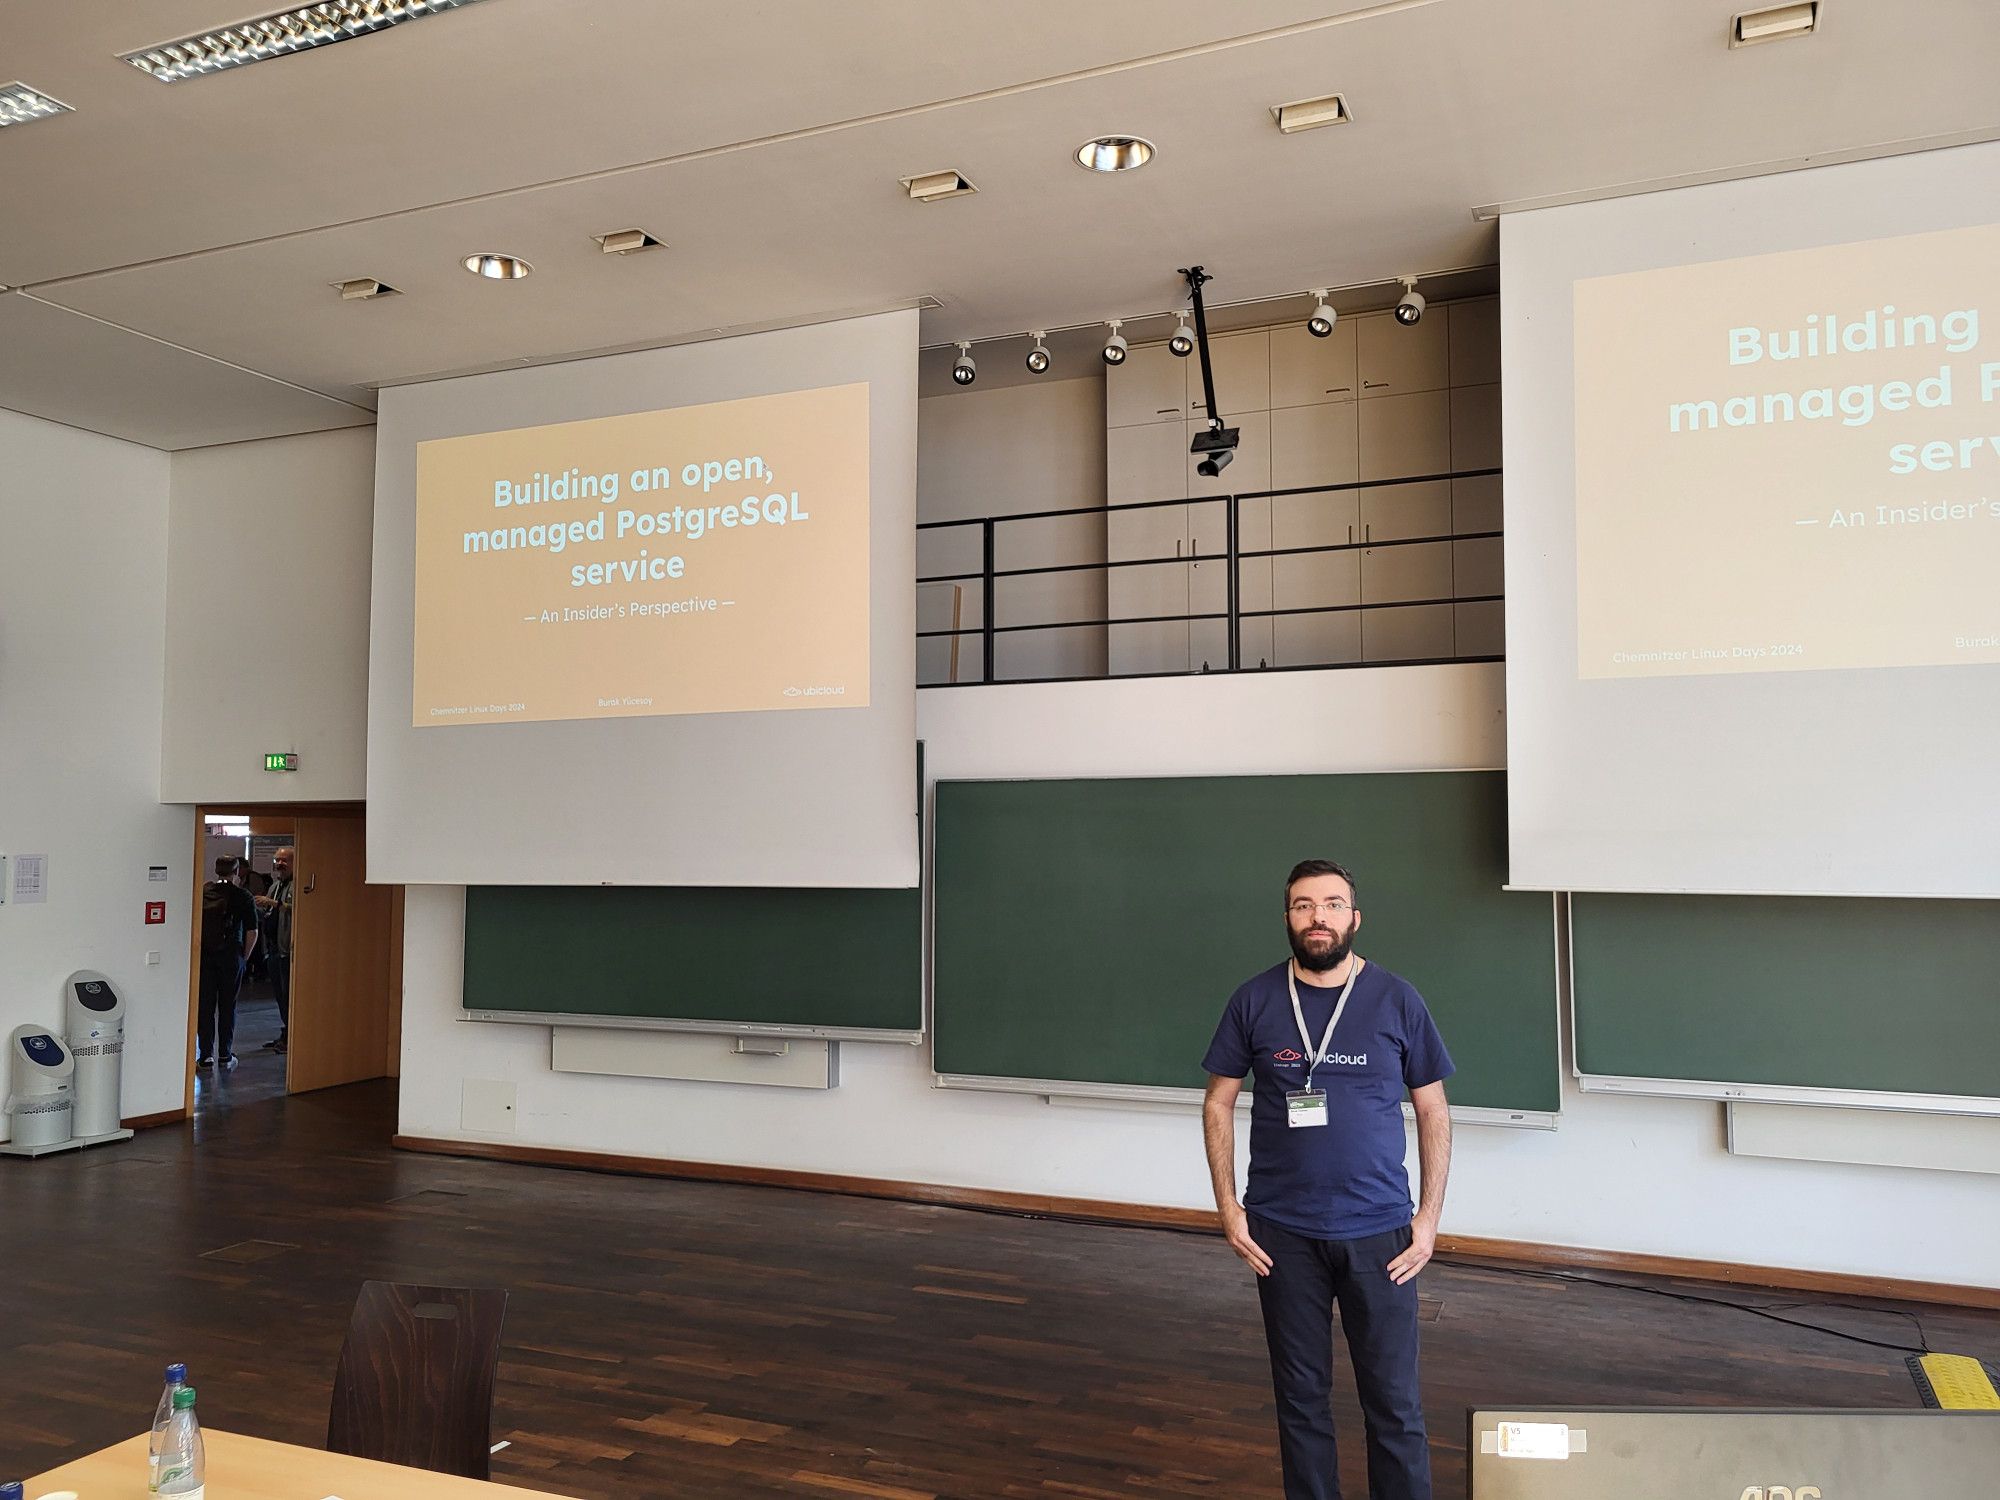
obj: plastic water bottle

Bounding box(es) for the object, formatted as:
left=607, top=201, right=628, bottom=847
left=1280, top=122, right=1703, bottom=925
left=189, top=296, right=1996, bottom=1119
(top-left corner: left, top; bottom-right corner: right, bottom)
left=157, top=1385, right=205, bottom=1499
left=149, top=1362, right=189, bottom=1492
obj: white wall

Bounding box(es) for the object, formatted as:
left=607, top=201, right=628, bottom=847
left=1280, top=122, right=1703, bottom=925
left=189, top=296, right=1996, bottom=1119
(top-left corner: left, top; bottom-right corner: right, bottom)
left=395, top=663, right=2000, bottom=1289
left=132, top=393, right=1995, bottom=1289
left=0, top=410, right=192, bottom=1133
left=162, top=426, right=376, bottom=803
left=917, top=376, right=1106, bottom=683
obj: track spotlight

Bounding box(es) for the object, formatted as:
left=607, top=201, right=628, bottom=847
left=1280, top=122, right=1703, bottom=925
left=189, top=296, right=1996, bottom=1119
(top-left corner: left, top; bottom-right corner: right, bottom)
left=1025, top=333, right=1051, bottom=374
left=1168, top=313, right=1195, bottom=358
left=952, top=341, right=977, bottom=386
left=1394, top=276, right=1425, bottom=327
left=1102, top=320, right=1128, bottom=367
left=1306, top=289, right=1336, bottom=339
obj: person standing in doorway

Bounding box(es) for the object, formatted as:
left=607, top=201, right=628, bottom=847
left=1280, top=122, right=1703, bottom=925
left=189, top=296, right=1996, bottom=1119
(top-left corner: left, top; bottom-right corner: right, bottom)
left=1201, top=859, right=1454, bottom=1500
left=255, top=846, right=295, bottom=1055
left=197, top=856, right=259, bottom=1070
left=242, top=866, right=273, bottom=980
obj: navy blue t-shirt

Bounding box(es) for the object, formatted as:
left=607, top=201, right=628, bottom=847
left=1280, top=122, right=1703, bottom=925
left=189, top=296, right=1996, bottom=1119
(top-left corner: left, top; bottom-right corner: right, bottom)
left=1203, top=959, right=1454, bottom=1240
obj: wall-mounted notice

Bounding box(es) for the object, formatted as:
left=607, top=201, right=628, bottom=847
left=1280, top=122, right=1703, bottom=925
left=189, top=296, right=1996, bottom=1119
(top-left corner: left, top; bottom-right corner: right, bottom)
left=13, top=854, right=47, bottom=904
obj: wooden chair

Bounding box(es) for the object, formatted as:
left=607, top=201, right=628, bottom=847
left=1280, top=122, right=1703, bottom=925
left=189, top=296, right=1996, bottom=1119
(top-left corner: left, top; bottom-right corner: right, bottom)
left=327, top=1281, right=509, bottom=1479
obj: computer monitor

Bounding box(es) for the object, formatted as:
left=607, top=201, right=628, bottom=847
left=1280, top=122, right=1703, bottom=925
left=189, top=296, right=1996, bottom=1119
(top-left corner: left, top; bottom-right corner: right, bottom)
left=1468, top=1408, right=2000, bottom=1499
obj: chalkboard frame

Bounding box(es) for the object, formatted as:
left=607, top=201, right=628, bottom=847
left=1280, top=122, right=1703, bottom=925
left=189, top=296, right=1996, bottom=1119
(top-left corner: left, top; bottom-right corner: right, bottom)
left=461, top=1008, right=925, bottom=1045
left=1569, top=891, right=2000, bottom=1116
left=929, top=772, right=1565, bottom=1128
left=460, top=883, right=924, bottom=1044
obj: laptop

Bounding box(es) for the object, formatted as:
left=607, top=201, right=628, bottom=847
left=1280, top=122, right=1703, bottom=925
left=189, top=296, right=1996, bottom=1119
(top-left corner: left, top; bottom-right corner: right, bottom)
left=1468, top=1408, right=2000, bottom=1499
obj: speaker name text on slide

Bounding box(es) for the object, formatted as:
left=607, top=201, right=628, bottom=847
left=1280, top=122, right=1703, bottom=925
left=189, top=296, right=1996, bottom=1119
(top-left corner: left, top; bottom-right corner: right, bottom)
left=1573, top=221, right=2000, bottom=680
left=412, top=383, right=871, bottom=725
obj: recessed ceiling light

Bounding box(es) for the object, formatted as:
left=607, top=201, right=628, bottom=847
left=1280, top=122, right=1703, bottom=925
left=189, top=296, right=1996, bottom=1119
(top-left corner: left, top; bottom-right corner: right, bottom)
left=1730, top=2, right=1818, bottom=46
left=463, top=254, right=531, bottom=281
left=1271, top=94, right=1352, bottom=134
left=0, top=81, right=73, bottom=129
left=595, top=229, right=663, bottom=255
left=335, top=277, right=398, bottom=301
left=1076, top=136, right=1154, bottom=173
left=121, top=0, right=494, bottom=83
left=901, top=169, right=978, bottom=202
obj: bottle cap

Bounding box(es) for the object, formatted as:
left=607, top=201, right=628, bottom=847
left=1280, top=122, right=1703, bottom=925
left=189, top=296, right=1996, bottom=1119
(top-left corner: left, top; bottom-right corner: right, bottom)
left=2, top=1480, right=26, bottom=1500
left=172, top=1386, right=197, bottom=1410
left=166, top=1362, right=188, bottom=1383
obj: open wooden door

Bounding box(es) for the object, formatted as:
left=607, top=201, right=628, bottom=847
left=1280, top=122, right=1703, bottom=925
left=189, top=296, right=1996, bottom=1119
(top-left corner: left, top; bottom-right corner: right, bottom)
left=288, top=813, right=396, bottom=1094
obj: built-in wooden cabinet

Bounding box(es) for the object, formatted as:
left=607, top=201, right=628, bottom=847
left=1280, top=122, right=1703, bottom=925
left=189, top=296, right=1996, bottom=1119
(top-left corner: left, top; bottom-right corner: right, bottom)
left=1270, top=320, right=1358, bottom=409
left=1191, top=331, right=1271, bottom=419
left=1355, top=306, right=1450, bottom=398
left=1106, top=296, right=1501, bottom=672
left=1105, top=342, right=1191, bottom=428
left=1105, top=420, right=1192, bottom=675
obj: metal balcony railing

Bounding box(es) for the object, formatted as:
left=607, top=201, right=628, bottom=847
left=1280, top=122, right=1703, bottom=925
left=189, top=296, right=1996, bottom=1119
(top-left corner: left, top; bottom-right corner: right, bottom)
left=916, top=466, right=1503, bottom=684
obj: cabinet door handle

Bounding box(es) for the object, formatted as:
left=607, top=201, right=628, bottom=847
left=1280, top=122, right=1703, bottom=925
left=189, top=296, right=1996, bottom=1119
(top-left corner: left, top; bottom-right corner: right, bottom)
left=1326, top=385, right=1352, bottom=395
left=1363, top=379, right=1389, bottom=390
left=1158, top=406, right=1181, bottom=416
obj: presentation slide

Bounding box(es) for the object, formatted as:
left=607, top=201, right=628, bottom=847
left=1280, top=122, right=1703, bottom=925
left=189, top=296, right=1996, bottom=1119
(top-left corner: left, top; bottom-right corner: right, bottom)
left=1575, top=222, right=2000, bottom=680
left=1502, top=142, right=2000, bottom=899
left=366, top=309, right=919, bottom=889
left=413, top=384, right=870, bottom=725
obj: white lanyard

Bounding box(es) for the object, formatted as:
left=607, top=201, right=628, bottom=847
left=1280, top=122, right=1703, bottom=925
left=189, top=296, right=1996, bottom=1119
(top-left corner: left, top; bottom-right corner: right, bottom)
left=1287, top=957, right=1360, bottom=1089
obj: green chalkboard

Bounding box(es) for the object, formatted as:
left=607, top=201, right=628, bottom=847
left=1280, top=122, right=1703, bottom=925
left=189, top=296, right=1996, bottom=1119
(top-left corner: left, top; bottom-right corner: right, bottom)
left=462, top=884, right=922, bottom=1036
left=932, top=772, right=1560, bottom=1113
left=1572, top=892, right=2000, bottom=1099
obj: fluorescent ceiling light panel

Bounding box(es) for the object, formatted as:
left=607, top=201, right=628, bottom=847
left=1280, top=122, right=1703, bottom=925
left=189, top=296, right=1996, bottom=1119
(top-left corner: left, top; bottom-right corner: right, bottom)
left=1731, top=2, right=1818, bottom=46
left=121, top=0, right=493, bottom=83
left=901, top=170, right=977, bottom=202
left=1272, top=93, right=1353, bottom=134
left=0, top=82, right=74, bottom=128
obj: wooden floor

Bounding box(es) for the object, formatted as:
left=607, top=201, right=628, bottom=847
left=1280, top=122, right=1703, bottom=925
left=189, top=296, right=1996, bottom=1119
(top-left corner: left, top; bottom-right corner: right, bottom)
left=192, top=987, right=289, bottom=1113
left=6, top=1081, right=1996, bottom=1500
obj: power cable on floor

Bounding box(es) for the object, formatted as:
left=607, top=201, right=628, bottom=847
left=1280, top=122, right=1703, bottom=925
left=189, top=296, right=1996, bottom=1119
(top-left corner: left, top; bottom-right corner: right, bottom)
left=1443, top=1258, right=1937, bottom=1356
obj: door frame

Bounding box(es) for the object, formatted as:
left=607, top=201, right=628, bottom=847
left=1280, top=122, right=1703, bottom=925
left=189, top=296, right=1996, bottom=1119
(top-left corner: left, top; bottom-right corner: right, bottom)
left=182, top=801, right=366, bottom=1120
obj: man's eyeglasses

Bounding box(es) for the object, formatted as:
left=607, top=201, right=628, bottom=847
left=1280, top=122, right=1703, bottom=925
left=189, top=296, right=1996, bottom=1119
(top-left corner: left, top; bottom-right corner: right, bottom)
left=1287, top=899, right=1353, bottom=918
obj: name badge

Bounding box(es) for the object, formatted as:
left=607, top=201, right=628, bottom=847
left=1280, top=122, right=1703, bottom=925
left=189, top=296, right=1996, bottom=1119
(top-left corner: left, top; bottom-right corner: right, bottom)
left=1286, top=1088, right=1328, bottom=1128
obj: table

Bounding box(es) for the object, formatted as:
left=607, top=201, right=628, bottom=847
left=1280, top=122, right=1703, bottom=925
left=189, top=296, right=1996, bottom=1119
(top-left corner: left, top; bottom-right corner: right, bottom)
left=28, top=1430, right=569, bottom=1499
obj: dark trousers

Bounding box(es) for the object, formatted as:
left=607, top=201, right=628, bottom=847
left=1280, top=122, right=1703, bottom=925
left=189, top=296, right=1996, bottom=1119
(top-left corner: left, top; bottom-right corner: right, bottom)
left=271, top=951, right=292, bottom=1032
left=1250, top=1214, right=1431, bottom=1500
left=197, top=954, right=244, bottom=1061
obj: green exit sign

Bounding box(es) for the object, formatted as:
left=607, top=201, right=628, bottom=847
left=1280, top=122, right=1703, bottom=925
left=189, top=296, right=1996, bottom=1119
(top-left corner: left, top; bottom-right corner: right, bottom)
left=265, top=752, right=298, bottom=773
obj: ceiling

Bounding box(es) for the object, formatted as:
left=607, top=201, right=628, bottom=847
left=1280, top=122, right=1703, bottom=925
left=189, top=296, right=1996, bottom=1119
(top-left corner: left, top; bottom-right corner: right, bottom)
left=2, top=0, right=1995, bottom=448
